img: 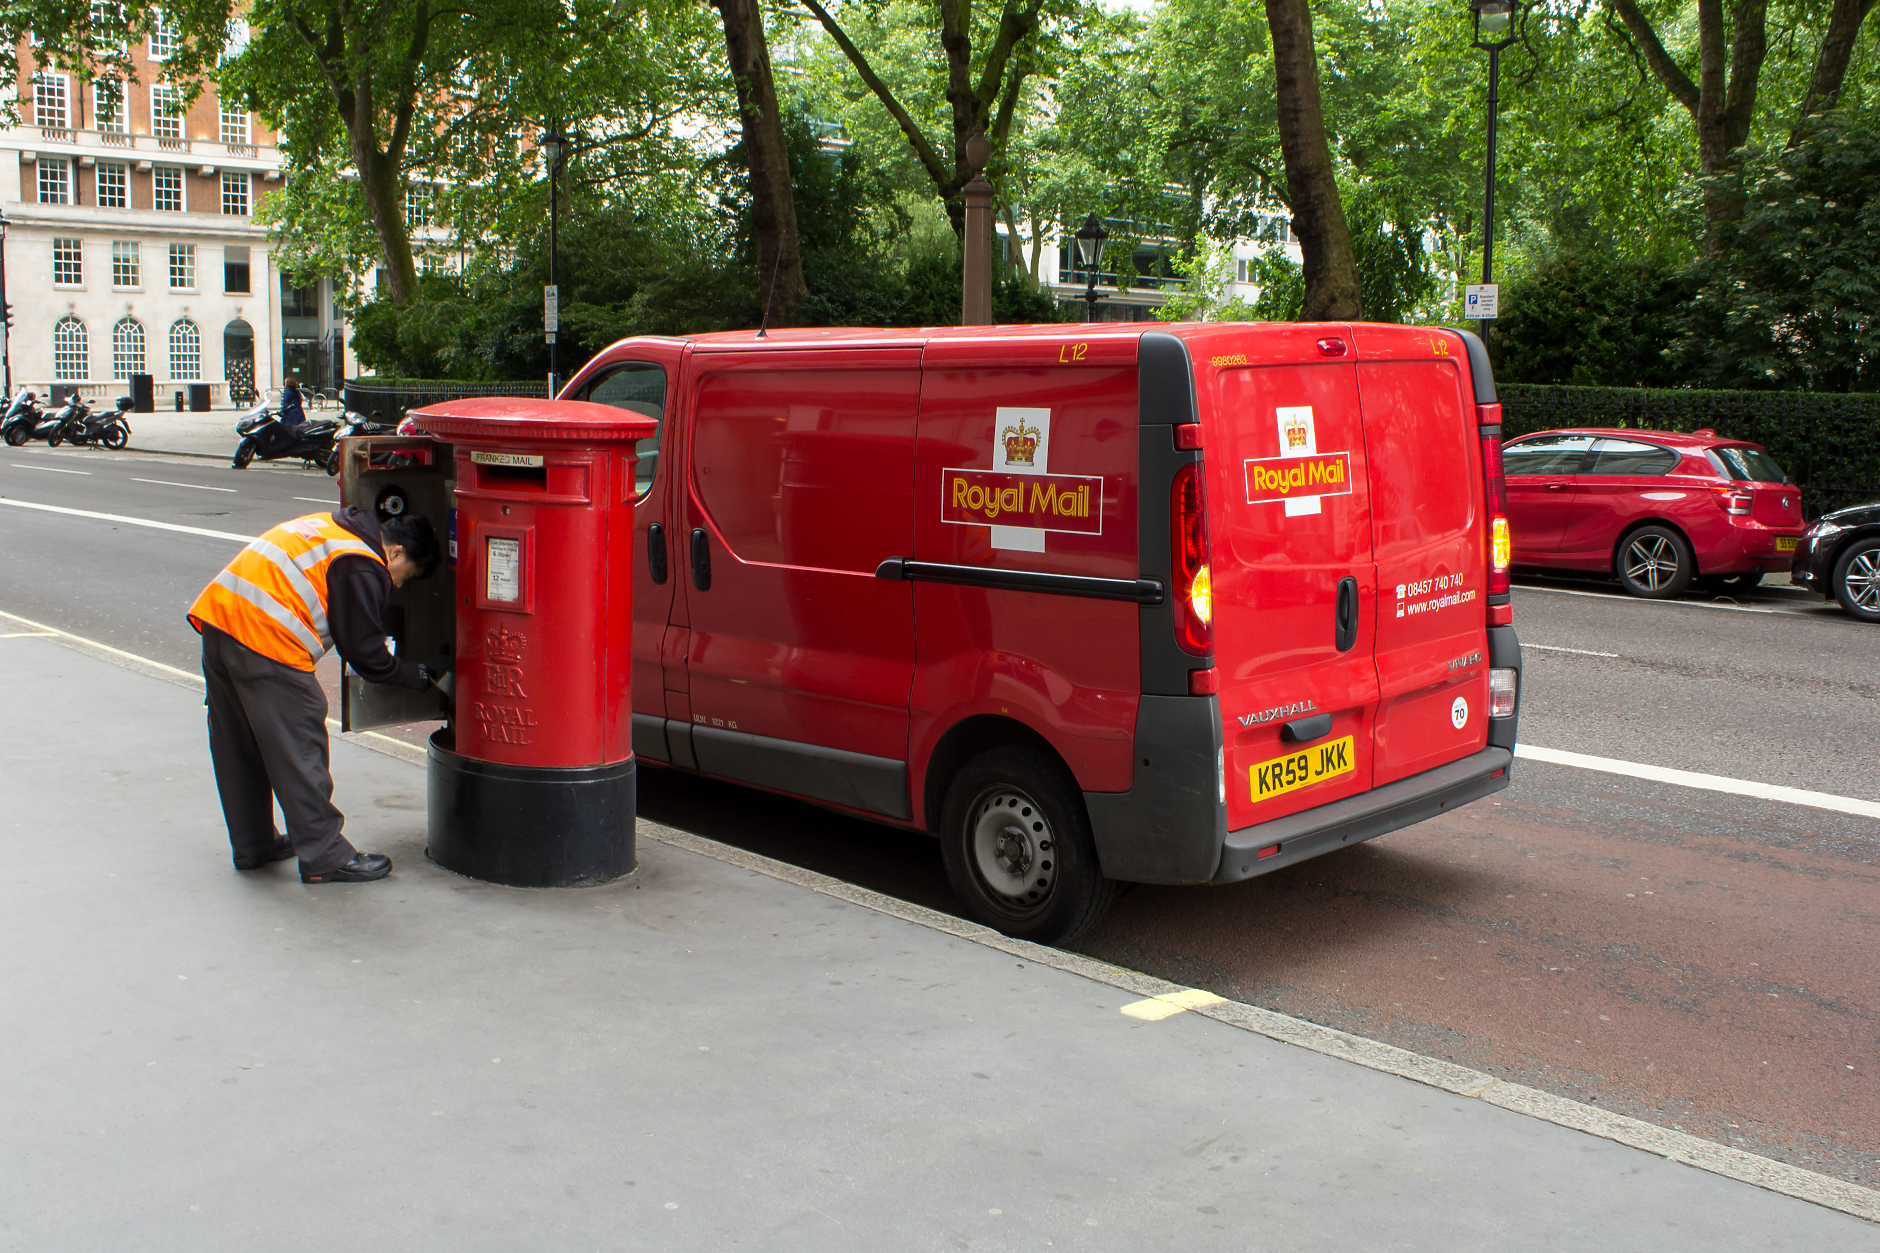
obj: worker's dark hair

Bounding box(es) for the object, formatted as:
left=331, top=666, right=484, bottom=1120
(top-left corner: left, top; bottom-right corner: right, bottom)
left=382, top=514, right=442, bottom=579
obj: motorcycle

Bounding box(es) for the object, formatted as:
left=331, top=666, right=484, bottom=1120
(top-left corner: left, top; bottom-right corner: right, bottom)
left=232, top=399, right=345, bottom=473
left=48, top=395, right=132, bottom=450
left=1, top=389, right=43, bottom=447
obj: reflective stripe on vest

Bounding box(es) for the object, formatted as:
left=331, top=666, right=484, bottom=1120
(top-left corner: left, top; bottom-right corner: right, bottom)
left=187, top=514, right=384, bottom=671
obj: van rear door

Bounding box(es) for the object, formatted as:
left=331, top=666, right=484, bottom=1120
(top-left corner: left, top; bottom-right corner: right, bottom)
left=1196, top=326, right=1380, bottom=832
left=1354, top=327, right=1491, bottom=786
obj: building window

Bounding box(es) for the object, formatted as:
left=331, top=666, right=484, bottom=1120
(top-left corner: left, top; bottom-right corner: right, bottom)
left=112, top=241, right=141, bottom=287
left=97, top=162, right=128, bottom=208
left=153, top=165, right=183, bottom=212
left=169, top=319, right=201, bottom=381
left=38, top=158, right=71, bottom=205
left=420, top=252, right=446, bottom=275
left=54, top=316, right=89, bottom=381
left=113, top=317, right=146, bottom=379
left=224, top=245, right=251, bottom=294
left=406, top=184, right=432, bottom=228
left=149, top=13, right=177, bottom=60
left=151, top=83, right=184, bottom=138
left=219, top=107, right=249, bottom=145
left=169, top=243, right=196, bottom=290
left=1236, top=259, right=1250, bottom=284
left=53, top=238, right=83, bottom=286
left=221, top=171, right=250, bottom=216
left=33, top=74, right=69, bottom=128
left=94, top=79, right=126, bottom=133
left=221, top=17, right=250, bottom=62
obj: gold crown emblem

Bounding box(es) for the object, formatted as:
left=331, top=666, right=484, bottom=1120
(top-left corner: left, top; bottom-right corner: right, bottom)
left=485, top=626, right=526, bottom=664
left=1284, top=418, right=1309, bottom=449
left=1001, top=417, right=1040, bottom=465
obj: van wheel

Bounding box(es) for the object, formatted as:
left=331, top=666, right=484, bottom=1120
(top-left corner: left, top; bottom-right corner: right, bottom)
left=1832, top=538, right=1880, bottom=623
left=939, top=746, right=1116, bottom=946
left=1615, top=526, right=1693, bottom=598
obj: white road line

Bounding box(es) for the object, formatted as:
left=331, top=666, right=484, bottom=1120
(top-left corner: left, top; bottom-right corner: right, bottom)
left=9, top=463, right=91, bottom=475
left=1516, top=583, right=1790, bottom=616
left=0, top=497, right=254, bottom=543
left=1527, top=644, right=1621, bottom=658
left=131, top=477, right=237, bottom=493
left=1516, top=743, right=1880, bottom=820
left=294, top=496, right=337, bottom=504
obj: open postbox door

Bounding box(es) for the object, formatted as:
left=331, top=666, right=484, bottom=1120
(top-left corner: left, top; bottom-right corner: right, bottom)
left=338, top=434, right=458, bottom=733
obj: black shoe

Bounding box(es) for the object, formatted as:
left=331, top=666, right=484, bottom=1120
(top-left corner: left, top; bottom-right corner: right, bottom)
left=300, top=853, right=393, bottom=884
left=234, top=836, right=296, bottom=871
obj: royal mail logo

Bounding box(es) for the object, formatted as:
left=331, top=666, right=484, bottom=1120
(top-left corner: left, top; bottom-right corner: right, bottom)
left=1244, top=452, right=1354, bottom=504
left=1001, top=416, right=1041, bottom=466
left=1284, top=416, right=1310, bottom=450
left=485, top=625, right=527, bottom=664
left=942, top=469, right=1103, bottom=535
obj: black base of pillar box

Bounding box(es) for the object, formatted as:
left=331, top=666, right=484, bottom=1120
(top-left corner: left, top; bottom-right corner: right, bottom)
left=426, top=730, right=637, bottom=887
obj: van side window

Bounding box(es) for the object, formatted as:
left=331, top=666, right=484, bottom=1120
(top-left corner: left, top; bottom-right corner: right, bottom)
left=1586, top=438, right=1677, bottom=477
left=1502, top=434, right=1596, bottom=476
left=581, top=363, right=666, bottom=498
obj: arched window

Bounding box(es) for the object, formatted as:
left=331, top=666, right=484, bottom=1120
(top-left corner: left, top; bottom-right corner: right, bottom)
left=168, top=317, right=200, bottom=381
left=112, top=316, right=146, bottom=380
left=53, top=315, right=88, bottom=381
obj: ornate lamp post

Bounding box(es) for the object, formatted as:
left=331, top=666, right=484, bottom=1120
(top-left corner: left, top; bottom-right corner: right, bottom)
left=0, top=211, right=11, bottom=396
left=540, top=121, right=569, bottom=394
left=1469, top=0, right=1522, bottom=305
left=1073, top=214, right=1109, bottom=323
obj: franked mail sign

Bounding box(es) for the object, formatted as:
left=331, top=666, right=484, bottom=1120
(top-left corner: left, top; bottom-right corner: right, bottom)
left=942, top=469, right=1103, bottom=534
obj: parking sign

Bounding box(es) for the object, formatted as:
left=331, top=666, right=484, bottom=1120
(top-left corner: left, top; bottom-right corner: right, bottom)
left=1463, top=283, right=1499, bottom=319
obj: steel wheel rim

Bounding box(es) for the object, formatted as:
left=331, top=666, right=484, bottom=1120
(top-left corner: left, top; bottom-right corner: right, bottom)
left=1846, top=552, right=1880, bottom=611
left=1625, top=535, right=1678, bottom=589
left=968, top=786, right=1057, bottom=914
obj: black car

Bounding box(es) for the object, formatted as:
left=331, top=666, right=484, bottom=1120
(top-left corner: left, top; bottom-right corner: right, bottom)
left=1791, top=502, right=1880, bottom=622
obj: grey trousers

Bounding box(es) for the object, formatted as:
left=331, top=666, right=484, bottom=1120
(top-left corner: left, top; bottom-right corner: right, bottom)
left=201, top=626, right=356, bottom=872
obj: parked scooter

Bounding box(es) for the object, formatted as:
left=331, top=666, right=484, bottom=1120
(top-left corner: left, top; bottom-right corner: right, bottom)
left=1, top=389, right=43, bottom=447
left=47, top=395, right=133, bottom=450
left=232, top=397, right=344, bottom=473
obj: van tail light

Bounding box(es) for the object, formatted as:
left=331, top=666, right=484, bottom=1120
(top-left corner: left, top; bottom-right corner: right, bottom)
left=1489, top=668, right=1517, bottom=718
left=1710, top=484, right=1753, bottom=516
left=1171, top=461, right=1213, bottom=656
left=1479, top=410, right=1512, bottom=625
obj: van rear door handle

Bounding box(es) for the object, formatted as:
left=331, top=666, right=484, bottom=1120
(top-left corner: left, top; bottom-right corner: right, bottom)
left=1281, top=712, right=1334, bottom=743
left=690, top=528, right=711, bottom=591
left=647, top=523, right=668, bottom=584
left=1334, top=576, right=1359, bottom=652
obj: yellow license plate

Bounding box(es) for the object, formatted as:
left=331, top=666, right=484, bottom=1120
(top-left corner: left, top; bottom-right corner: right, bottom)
left=1251, top=735, right=1355, bottom=802
left=1775, top=536, right=1797, bottom=552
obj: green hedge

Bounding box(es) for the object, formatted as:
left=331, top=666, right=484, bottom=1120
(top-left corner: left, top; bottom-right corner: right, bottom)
left=1499, top=385, right=1880, bottom=520
left=344, top=378, right=552, bottom=421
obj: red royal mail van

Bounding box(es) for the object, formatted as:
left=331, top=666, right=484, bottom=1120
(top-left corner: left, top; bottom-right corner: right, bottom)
left=559, top=322, right=1521, bottom=943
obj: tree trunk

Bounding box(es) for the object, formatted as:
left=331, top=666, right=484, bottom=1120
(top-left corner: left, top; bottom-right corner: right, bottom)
left=1793, top=0, right=1878, bottom=140
left=1263, top=0, right=1362, bottom=320
left=356, top=143, right=418, bottom=306
left=717, top=0, right=806, bottom=328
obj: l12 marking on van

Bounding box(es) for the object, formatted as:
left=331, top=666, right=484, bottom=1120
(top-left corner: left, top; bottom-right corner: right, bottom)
left=942, top=469, right=1104, bottom=535
left=1243, top=452, right=1354, bottom=505
left=1251, top=734, right=1356, bottom=801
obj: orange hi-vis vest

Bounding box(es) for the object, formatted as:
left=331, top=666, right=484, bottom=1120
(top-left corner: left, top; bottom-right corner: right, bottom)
left=188, top=513, right=386, bottom=671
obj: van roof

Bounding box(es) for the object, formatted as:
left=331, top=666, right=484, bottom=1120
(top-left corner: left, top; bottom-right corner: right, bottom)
left=684, top=323, right=1155, bottom=349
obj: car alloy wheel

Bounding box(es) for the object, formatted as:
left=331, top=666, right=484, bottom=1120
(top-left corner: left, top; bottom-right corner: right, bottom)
left=1616, top=525, right=1693, bottom=598
left=1833, top=539, right=1880, bottom=623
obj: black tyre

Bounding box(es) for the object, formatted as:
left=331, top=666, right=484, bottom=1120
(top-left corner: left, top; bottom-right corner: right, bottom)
left=46, top=426, right=62, bottom=448
left=102, top=424, right=129, bottom=450
left=939, top=745, right=1117, bottom=945
left=1615, top=525, right=1694, bottom=598
left=1832, top=538, right=1880, bottom=623
left=231, top=438, right=255, bottom=469
left=3, top=423, right=27, bottom=447
left=323, top=447, right=342, bottom=476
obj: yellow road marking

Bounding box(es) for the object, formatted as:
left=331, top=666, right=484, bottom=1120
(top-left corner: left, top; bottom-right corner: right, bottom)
left=1120, top=988, right=1226, bottom=1021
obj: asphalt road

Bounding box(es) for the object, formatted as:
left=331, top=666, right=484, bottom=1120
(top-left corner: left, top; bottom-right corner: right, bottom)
left=3, top=442, right=1876, bottom=1193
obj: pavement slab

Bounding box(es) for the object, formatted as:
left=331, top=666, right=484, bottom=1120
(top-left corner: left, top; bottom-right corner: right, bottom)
left=3, top=633, right=1876, bottom=1249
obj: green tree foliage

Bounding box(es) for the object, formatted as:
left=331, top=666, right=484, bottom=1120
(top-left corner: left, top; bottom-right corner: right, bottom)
left=1486, top=253, right=1695, bottom=387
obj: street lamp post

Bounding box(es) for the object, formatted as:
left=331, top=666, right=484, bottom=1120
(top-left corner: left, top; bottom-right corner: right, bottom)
left=540, top=121, right=569, bottom=396
left=1469, top=0, right=1521, bottom=312
left=1073, top=214, right=1109, bottom=323
left=0, top=210, right=11, bottom=397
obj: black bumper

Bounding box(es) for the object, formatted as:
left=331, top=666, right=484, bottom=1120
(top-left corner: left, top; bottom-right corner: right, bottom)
left=1212, top=745, right=1514, bottom=884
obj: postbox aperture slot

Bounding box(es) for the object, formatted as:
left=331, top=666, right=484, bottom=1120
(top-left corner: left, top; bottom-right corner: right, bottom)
left=478, top=462, right=548, bottom=491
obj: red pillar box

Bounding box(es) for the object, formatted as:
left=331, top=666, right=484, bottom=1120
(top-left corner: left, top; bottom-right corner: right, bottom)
left=411, top=398, right=657, bottom=887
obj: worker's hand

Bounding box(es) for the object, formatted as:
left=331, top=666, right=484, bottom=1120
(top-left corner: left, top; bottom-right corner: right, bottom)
left=422, top=654, right=454, bottom=677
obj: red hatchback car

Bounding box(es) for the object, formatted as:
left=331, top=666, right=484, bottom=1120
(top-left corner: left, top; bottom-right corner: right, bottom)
left=1501, top=427, right=1805, bottom=597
